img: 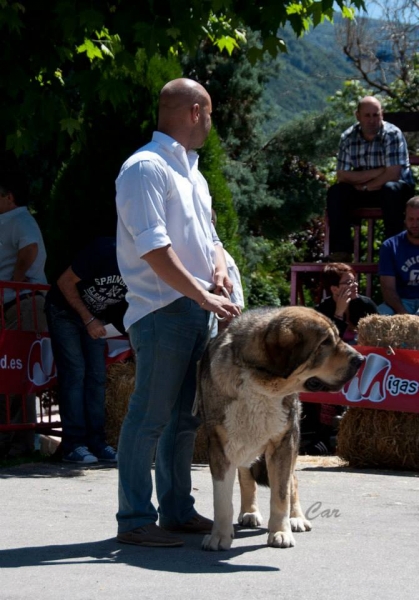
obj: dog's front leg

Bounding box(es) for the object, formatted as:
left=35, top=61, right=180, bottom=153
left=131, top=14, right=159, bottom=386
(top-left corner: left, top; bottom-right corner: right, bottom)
left=202, top=463, right=236, bottom=551
left=237, top=466, right=263, bottom=527
left=265, top=439, right=296, bottom=548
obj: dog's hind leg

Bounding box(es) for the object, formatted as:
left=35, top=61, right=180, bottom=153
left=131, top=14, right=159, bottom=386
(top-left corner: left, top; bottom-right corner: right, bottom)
left=237, top=466, right=263, bottom=528
left=290, top=473, right=312, bottom=533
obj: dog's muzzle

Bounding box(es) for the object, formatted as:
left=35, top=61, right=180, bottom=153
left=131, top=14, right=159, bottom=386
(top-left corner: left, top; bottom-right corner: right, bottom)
left=304, top=353, right=365, bottom=393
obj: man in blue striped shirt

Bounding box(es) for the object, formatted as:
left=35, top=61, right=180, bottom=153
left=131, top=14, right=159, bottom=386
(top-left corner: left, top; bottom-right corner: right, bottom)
left=326, top=96, right=415, bottom=260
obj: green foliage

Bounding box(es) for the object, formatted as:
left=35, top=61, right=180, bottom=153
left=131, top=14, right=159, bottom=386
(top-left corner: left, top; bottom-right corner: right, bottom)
left=0, top=0, right=365, bottom=157
left=43, top=54, right=182, bottom=278
left=0, top=0, right=367, bottom=307
left=199, top=129, right=242, bottom=263
left=243, top=236, right=303, bottom=308
left=262, top=20, right=358, bottom=130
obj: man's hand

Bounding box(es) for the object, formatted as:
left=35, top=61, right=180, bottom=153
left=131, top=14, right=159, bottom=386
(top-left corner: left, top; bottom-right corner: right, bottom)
left=85, top=318, right=107, bottom=340
left=200, top=291, right=241, bottom=322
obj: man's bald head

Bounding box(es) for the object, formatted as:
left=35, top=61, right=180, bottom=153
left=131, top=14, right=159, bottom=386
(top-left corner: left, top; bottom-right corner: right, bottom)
left=157, top=78, right=212, bottom=151
left=357, top=96, right=382, bottom=113
left=159, top=78, right=209, bottom=112
left=356, top=95, right=383, bottom=141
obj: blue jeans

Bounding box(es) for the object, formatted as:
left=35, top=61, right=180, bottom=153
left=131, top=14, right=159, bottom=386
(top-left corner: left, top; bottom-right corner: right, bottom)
left=378, top=299, right=419, bottom=315
left=117, top=297, right=210, bottom=533
left=45, top=302, right=107, bottom=454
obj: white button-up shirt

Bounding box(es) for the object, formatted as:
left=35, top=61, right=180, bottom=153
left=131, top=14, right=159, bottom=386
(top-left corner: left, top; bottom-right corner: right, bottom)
left=115, top=131, right=221, bottom=329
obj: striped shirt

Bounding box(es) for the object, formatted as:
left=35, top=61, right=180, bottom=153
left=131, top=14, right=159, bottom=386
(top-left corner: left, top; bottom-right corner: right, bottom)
left=337, top=121, right=414, bottom=186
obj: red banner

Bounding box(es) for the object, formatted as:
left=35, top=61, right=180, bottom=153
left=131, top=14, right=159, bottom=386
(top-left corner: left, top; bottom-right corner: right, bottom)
left=300, top=345, right=419, bottom=413
left=0, top=329, right=132, bottom=395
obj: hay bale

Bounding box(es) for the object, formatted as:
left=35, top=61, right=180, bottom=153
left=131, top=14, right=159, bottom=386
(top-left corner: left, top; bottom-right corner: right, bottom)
left=357, top=313, right=419, bottom=349
left=104, top=359, right=210, bottom=463
left=337, top=314, right=419, bottom=471
left=105, top=360, right=135, bottom=448
left=337, top=408, right=419, bottom=470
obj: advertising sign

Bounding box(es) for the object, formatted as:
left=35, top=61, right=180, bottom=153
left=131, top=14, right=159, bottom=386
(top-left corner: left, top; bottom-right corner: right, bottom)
left=300, top=346, right=419, bottom=413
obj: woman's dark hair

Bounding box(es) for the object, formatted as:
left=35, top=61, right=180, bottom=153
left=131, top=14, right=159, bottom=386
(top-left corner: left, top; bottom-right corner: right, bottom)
left=322, top=262, right=355, bottom=294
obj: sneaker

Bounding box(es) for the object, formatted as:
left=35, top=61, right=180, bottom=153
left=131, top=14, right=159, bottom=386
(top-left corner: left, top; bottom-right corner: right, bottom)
left=302, top=440, right=331, bottom=456
left=95, top=445, right=118, bottom=463
left=160, top=513, right=213, bottom=534
left=62, top=446, right=98, bottom=464
left=117, top=523, right=184, bottom=547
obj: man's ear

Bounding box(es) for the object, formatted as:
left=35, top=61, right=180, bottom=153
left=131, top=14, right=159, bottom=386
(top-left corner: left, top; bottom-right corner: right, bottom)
left=191, top=103, right=200, bottom=124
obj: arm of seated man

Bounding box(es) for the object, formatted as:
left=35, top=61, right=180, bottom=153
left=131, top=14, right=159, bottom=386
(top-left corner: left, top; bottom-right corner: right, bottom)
left=380, top=275, right=409, bottom=314
left=337, top=167, right=385, bottom=186
left=354, top=165, right=402, bottom=192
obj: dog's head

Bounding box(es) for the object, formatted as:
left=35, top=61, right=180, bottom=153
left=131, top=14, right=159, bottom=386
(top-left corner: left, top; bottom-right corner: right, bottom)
left=230, top=306, right=364, bottom=394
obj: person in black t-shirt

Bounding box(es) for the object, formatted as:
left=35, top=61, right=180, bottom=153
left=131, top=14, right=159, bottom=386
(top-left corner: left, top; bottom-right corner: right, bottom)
left=45, top=237, right=128, bottom=464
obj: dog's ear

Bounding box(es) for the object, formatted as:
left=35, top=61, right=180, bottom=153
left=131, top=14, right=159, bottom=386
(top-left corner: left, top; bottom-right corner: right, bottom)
left=263, top=318, right=325, bottom=378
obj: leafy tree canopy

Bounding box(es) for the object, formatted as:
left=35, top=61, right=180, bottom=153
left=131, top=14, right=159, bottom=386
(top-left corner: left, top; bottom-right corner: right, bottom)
left=0, top=0, right=365, bottom=156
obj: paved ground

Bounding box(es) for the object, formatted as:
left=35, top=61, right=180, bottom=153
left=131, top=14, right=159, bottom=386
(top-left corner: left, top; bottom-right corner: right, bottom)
left=1, top=456, right=418, bottom=600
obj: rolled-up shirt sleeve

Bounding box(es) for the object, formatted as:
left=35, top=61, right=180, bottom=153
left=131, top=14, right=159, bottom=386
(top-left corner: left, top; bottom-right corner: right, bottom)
left=116, top=157, right=171, bottom=258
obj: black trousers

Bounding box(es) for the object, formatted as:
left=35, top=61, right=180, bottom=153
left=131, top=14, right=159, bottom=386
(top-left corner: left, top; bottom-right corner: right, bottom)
left=326, top=181, right=415, bottom=254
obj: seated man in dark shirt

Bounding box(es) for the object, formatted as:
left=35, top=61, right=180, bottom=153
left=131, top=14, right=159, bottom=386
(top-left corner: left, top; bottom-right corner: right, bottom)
left=45, top=237, right=128, bottom=464
left=379, top=196, right=419, bottom=315
left=326, top=96, right=415, bottom=261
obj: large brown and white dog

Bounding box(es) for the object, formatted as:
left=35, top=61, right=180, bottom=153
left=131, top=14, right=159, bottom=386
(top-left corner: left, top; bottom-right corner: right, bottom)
left=194, top=306, right=364, bottom=551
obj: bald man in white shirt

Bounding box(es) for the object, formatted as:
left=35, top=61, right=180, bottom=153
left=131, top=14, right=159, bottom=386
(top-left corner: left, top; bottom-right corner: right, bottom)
left=115, top=78, right=241, bottom=548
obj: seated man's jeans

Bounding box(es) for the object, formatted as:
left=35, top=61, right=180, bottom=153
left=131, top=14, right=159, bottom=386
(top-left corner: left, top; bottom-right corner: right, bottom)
left=45, top=302, right=107, bottom=454
left=117, top=296, right=210, bottom=533
left=326, top=181, right=415, bottom=254
left=378, top=299, right=419, bottom=315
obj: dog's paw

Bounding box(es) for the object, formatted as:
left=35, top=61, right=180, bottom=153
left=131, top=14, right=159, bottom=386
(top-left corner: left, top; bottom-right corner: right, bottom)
left=238, top=510, right=263, bottom=528
left=267, top=530, right=296, bottom=548
left=201, top=528, right=234, bottom=551
left=290, top=516, right=312, bottom=532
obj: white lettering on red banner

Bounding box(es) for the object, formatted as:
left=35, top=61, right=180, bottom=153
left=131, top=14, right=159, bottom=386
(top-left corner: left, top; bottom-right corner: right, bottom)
left=343, top=353, right=418, bottom=403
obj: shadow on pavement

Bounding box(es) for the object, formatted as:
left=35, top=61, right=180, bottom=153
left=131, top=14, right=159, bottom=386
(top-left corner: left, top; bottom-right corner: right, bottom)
left=0, top=528, right=279, bottom=573
left=0, top=461, right=117, bottom=479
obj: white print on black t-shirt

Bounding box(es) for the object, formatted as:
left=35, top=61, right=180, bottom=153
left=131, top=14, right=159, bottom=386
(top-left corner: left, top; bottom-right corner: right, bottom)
left=94, top=275, right=125, bottom=286
left=81, top=281, right=126, bottom=313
